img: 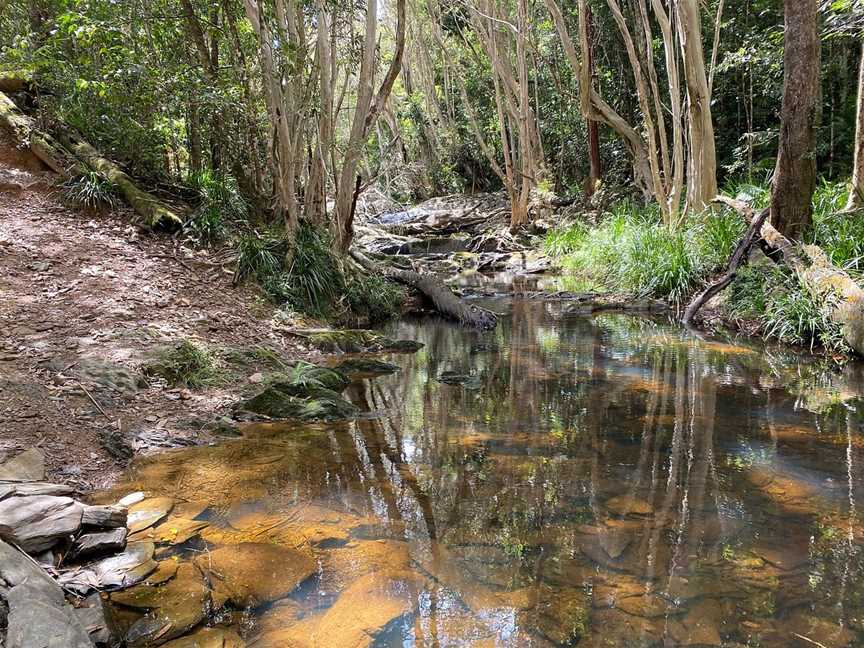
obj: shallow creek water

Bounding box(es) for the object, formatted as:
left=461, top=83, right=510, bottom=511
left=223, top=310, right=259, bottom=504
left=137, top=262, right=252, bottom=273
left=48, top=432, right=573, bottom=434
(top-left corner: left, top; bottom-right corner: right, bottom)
left=99, top=296, right=864, bottom=647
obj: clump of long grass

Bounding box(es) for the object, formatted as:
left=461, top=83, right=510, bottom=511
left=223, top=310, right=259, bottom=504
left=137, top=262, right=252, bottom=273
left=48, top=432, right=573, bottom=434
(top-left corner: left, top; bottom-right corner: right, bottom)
left=61, top=170, right=119, bottom=210
left=544, top=201, right=743, bottom=304
left=143, top=339, right=223, bottom=388
left=728, top=264, right=848, bottom=353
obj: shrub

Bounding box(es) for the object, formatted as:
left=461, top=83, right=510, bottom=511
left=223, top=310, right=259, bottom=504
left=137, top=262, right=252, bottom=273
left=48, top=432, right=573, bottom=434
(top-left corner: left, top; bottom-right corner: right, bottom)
left=345, top=273, right=407, bottom=324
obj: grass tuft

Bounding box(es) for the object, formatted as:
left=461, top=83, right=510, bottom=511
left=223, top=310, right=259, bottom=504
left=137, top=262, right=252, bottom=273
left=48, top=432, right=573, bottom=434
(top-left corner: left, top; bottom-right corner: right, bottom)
left=62, top=170, right=119, bottom=210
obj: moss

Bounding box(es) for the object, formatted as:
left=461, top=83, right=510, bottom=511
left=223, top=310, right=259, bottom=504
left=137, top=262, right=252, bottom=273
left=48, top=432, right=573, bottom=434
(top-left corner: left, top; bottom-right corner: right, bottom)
left=237, top=385, right=358, bottom=421
left=336, top=359, right=401, bottom=375
left=143, top=340, right=222, bottom=388
left=306, top=329, right=423, bottom=354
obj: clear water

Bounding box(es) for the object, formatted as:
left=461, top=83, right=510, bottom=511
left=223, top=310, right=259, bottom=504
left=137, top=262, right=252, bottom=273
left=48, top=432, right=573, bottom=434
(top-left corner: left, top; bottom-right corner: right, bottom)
left=102, top=297, right=864, bottom=647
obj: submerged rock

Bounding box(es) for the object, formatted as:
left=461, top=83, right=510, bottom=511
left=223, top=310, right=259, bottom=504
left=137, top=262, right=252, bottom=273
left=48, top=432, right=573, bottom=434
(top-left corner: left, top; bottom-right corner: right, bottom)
left=236, top=385, right=358, bottom=422
left=112, top=562, right=211, bottom=647
left=253, top=570, right=424, bottom=648
left=335, top=359, right=401, bottom=376
left=159, top=627, right=245, bottom=648
left=300, top=329, right=423, bottom=354
left=194, top=542, right=316, bottom=608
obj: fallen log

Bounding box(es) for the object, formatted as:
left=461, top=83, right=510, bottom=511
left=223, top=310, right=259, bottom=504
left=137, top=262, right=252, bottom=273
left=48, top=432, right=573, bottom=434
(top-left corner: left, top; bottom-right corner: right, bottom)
left=681, top=207, right=770, bottom=326
left=0, top=90, right=183, bottom=231
left=57, top=130, right=183, bottom=231
left=350, top=250, right=499, bottom=329
left=0, top=91, right=86, bottom=176
left=715, top=195, right=864, bottom=355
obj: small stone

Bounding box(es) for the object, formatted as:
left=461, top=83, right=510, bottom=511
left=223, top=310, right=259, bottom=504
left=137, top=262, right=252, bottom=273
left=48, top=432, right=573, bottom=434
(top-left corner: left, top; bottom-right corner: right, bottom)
left=248, top=372, right=265, bottom=384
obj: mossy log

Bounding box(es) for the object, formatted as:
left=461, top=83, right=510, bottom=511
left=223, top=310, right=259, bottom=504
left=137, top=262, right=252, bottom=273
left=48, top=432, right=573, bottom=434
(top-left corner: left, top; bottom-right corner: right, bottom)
left=350, top=251, right=499, bottom=329
left=0, top=91, right=85, bottom=176
left=716, top=195, right=864, bottom=355
left=57, top=130, right=183, bottom=231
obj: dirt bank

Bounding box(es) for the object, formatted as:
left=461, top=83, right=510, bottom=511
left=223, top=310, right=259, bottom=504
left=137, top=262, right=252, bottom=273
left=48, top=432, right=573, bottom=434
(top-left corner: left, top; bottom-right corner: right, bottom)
left=0, top=131, right=319, bottom=490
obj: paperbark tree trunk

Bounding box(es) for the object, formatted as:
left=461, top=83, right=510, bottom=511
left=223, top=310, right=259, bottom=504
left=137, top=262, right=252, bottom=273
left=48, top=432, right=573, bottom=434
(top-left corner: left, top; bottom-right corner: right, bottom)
left=771, top=0, right=819, bottom=239
left=332, top=0, right=406, bottom=254
left=677, top=0, right=718, bottom=213
left=846, top=45, right=864, bottom=212
left=585, top=5, right=602, bottom=196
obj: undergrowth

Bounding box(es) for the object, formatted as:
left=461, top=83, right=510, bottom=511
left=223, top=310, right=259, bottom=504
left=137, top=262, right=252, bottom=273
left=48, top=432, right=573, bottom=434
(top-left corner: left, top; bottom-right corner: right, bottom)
left=235, top=222, right=404, bottom=322
left=544, top=201, right=744, bottom=304
left=143, top=340, right=223, bottom=388
left=544, top=179, right=856, bottom=353
left=185, top=171, right=247, bottom=246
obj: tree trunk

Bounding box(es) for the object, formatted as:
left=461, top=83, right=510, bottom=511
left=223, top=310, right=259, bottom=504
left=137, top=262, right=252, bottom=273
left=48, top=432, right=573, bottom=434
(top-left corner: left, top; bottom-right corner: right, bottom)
left=585, top=5, right=602, bottom=196
left=846, top=45, right=864, bottom=212
left=677, top=0, right=718, bottom=213
left=771, top=0, right=819, bottom=239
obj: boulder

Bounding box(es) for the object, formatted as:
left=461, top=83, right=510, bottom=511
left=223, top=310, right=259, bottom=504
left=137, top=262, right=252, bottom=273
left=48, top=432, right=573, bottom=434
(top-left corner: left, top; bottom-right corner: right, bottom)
left=69, top=528, right=128, bottom=560
left=236, top=386, right=358, bottom=422
left=336, top=359, right=400, bottom=376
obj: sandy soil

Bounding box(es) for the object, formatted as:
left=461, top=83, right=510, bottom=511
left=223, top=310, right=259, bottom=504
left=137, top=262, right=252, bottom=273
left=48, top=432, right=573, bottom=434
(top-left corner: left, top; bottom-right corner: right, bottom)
left=0, top=130, right=320, bottom=490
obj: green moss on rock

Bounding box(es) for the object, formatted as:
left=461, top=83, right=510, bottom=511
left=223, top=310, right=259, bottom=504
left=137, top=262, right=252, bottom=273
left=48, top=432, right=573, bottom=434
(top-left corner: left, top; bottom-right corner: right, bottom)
left=336, top=359, right=401, bottom=376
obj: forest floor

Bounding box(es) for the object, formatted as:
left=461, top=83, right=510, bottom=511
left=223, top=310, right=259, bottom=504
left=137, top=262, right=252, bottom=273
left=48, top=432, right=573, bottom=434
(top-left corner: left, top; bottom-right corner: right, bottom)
left=0, top=131, right=321, bottom=490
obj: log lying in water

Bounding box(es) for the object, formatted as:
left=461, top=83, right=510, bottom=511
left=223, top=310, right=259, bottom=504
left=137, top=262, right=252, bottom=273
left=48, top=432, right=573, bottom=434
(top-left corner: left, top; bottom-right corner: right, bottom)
left=714, top=195, right=864, bottom=355
left=0, top=90, right=182, bottom=231
left=350, top=251, right=499, bottom=329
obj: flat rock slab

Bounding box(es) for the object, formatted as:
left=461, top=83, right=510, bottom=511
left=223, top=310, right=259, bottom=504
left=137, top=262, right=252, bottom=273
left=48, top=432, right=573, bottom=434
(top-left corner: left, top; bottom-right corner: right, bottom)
left=0, top=448, right=46, bottom=481
left=0, top=480, right=75, bottom=501
left=195, top=542, right=316, bottom=608
left=0, top=539, right=96, bottom=648
left=129, top=517, right=209, bottom=546
left=69, top=528, right=128, bottom=560
left=0, top=494, right=84, bottom=552
left=61, top=541, right=157, bottom=592
left=128, top=497, right=175, bottom=534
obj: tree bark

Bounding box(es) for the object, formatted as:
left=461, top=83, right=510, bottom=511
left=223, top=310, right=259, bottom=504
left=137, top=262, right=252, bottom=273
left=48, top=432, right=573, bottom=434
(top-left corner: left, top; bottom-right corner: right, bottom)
left=846, top=44, right=864, bottom=212
left=771, top=0, right=820, bottom=238
left=585, top=5, right=602, bottom=196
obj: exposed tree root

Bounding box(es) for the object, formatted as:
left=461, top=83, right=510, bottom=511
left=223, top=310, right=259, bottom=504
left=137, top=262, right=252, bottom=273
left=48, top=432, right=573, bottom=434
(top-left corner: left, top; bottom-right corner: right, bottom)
left=350, top=251, right=499, bottom=329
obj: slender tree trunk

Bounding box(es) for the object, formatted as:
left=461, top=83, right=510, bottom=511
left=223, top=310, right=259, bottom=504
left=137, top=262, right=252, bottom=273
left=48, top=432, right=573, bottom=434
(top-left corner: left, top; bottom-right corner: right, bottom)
left=187, top=100, right=202, bottom=176
left=846, top=45, right=864, bottom=212
left=771, top=0, right=819, bottom=239
left=585, top=5, right=602, bottom=196
left=677, top=0, right=718, bottom=213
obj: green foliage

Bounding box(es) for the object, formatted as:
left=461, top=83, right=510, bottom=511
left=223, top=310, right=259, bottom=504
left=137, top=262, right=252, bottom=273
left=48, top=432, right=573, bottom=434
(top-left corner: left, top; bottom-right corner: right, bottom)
left=808, top=181, right=864, bottom=272
left=345, top=273, right=406, bottom=325
left=143, top=340, right=222, bottom=388
left=545, top=202, right=744, bottom=304
left=728, top=265, right=849, bottom=353
left=236, top=232, right=286, bottom=283
left=184, top=171, right=248, bottom=246
left=61, top=170, right=119, bottom=210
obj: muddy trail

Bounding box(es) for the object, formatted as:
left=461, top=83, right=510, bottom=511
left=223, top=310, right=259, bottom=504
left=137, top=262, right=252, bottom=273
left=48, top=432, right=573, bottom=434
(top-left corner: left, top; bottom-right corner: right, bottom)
left=0, top=132, right=319, bottom=489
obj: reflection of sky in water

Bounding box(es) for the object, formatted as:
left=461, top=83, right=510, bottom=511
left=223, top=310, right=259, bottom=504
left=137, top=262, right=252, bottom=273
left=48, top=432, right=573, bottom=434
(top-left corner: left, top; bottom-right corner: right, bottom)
left=103, top=301, right=864, bottom=647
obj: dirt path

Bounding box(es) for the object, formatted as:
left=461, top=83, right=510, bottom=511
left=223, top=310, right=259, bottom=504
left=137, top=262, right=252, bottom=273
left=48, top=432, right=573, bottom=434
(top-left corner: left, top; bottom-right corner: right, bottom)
left=0, top=131, right=319, bottom=490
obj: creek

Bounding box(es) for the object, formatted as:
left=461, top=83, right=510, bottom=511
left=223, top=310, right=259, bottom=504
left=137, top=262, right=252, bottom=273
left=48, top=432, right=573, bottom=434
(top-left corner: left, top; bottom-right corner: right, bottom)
left=96, top=287, right=864, bottom=647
